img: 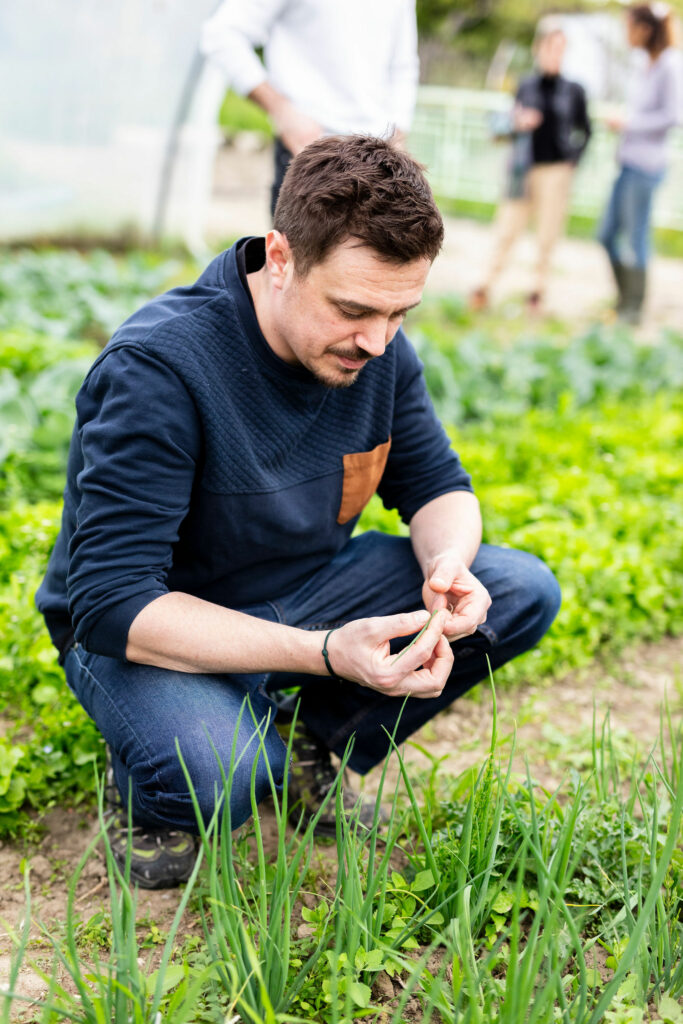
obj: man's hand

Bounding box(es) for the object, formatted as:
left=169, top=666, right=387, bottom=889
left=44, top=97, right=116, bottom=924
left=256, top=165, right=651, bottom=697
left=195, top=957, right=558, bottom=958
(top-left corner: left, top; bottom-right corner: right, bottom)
left=249, top=83, right=322, bottom=155
left=325, top=609, right=454, bottom=699
left=421, top=550, right=492, bottom=643
left=273, top=99, right=322, bottom=155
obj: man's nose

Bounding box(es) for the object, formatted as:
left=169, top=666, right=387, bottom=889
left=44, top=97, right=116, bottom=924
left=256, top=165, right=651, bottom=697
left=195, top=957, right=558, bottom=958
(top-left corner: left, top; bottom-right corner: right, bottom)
left=354, top=320, right=391, bottom=358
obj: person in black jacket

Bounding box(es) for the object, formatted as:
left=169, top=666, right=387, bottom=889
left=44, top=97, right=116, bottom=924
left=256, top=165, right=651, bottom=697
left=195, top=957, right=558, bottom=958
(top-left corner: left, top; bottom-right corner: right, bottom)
left=471, top=24, right=592, bottom=312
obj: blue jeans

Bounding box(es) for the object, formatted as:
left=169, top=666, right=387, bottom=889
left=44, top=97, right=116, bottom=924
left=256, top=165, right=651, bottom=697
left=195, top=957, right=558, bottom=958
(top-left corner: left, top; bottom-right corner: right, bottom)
left=598, top=164, right=664, bottom=269
left=63, top=533, right=560, bottom=834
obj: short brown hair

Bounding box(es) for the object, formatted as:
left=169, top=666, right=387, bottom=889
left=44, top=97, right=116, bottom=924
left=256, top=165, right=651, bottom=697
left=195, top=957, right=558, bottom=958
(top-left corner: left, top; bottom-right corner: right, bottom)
left=629, top=3, right=675, bottom=56
left=273, top=135, right=444, bottom=274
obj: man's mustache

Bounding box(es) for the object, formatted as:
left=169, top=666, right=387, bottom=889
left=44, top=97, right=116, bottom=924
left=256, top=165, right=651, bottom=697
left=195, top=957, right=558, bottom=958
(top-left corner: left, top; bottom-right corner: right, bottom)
left=329, top=346, right=374, bottom=364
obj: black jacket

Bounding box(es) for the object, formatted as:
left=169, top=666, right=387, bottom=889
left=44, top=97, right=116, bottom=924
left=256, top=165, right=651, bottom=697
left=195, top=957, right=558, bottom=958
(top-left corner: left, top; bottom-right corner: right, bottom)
left=501, top=73, right=591, bottom=197
left=517, top=73, right=591, bottom=163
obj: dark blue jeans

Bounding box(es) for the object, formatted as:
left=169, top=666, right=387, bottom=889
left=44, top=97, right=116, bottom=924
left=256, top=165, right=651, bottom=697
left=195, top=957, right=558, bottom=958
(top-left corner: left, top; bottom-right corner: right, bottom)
left=598, top=163, right=664, bottom=269
left=64, top=533, right=560, bottom=834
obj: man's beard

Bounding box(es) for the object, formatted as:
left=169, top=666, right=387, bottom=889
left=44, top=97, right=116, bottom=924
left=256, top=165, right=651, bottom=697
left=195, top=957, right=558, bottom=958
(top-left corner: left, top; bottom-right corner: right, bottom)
left=315, top=366, right=362, bottom=390
left=313, top=346, right=373, bottom=389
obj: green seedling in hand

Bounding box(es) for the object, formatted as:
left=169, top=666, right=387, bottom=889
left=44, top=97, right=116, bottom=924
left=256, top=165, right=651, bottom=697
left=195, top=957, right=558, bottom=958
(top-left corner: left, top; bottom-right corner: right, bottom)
left=391, top=610, right=438, bottom=665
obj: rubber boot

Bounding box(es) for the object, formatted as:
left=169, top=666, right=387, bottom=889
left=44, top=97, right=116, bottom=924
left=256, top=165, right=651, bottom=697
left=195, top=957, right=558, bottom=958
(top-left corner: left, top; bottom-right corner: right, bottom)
left=609, top=259, right=627, bottom=314
left=619, top=266, right=646, bottom=325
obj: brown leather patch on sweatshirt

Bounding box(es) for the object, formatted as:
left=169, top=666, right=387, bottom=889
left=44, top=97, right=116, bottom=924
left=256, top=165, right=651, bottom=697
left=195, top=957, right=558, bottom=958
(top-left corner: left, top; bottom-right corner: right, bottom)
left=337, top=438, right=392, bottom=525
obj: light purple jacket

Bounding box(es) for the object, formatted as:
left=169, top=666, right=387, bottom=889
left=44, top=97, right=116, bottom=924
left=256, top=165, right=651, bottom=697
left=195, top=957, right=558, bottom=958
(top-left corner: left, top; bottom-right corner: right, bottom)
left=619, top=47, right=682, bottom=175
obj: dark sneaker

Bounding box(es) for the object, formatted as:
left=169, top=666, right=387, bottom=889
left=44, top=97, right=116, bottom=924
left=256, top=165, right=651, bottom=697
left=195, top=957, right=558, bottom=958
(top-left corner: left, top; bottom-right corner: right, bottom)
left=103, top=746, right=197, bottom=890
left=282, top=722, right=380, bottom=836
left=105, top=815, right=197, bottom=889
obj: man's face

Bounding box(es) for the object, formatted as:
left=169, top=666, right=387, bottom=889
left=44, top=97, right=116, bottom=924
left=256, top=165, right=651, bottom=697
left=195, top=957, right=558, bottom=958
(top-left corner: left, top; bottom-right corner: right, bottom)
left=263, top=235, right=432, bottom=389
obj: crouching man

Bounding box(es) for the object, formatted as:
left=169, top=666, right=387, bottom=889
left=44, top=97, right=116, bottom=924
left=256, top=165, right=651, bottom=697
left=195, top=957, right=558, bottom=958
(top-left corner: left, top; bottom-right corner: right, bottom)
left=36, top=136, right=560, bottom=888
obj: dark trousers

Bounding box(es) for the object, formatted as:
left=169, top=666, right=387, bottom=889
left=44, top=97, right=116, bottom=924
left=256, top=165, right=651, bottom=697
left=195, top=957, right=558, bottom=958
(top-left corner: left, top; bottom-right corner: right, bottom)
left=271, top=138, right=293, bottom=217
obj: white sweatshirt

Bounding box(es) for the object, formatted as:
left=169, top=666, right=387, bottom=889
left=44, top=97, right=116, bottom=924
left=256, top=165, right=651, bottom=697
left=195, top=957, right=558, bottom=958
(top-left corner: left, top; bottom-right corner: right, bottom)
left=200, top=0, right=419, bottom=136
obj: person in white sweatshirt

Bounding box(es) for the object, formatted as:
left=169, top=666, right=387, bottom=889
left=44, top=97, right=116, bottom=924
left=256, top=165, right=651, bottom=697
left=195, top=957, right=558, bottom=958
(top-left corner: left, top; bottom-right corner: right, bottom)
left=200, top=0, right=419, bottom=213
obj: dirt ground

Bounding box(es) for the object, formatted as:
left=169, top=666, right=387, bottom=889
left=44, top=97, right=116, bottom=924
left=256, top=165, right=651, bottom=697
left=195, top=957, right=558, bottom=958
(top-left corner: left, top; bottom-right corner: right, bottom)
left=1, top=633, right=681, bottom=1012
left=206, top=143, right=683, bottom=331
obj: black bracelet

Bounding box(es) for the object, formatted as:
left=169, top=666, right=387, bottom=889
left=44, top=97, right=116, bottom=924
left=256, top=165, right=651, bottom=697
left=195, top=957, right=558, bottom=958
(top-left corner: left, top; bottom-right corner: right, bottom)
left=321, top=627, right=342, bottom=680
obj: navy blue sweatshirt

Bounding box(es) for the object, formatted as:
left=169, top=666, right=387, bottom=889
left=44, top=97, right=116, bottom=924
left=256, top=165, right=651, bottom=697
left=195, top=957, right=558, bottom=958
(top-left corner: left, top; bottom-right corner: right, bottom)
left=36, top=239, right=472, bottom=661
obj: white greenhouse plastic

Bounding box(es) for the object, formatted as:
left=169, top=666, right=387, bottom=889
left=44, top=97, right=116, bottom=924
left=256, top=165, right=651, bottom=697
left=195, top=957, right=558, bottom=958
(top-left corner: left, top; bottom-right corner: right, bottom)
left=0, top=0, right=225, bottom=248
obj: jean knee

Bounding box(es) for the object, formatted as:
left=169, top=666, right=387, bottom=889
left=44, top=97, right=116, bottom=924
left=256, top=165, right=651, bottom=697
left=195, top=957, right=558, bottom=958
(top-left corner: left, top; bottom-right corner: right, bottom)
left=524, top=555, right=562, bottom=641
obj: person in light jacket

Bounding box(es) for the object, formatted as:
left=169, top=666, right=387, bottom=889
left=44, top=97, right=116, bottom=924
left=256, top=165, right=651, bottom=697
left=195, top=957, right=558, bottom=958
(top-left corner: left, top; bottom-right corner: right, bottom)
left=599, top=3, right=681, bottom=323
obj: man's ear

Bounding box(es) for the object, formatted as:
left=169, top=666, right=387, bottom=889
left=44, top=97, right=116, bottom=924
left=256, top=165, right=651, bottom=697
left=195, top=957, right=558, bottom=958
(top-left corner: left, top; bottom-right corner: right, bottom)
left=265, top=230, right=293, bottom=289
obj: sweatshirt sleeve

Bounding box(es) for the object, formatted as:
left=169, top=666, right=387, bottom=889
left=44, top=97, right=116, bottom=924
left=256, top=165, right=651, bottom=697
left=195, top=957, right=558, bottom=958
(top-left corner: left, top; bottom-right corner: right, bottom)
left=66, top=346, right=201, bottom=659
left=200, top=0, right=284, bottom=96
left=377, top=331, right=473, bottom=524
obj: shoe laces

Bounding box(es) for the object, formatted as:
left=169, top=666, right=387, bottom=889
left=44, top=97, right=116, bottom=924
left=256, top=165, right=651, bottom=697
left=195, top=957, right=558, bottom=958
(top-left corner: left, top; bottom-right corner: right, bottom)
left=131, top=827, right=187, bottom=845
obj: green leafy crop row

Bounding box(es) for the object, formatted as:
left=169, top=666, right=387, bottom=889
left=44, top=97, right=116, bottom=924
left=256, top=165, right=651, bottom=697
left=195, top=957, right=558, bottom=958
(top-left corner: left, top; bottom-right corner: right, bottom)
left=410, top=300, right=683, bottom=424
left=0, top=248, right=186, bottom=343
left=0, top=502, right=100, bottom=836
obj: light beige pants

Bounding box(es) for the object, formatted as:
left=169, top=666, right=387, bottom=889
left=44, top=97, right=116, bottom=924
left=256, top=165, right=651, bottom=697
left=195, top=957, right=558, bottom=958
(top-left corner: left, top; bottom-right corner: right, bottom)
left=485, top=162, right=574, bottom=296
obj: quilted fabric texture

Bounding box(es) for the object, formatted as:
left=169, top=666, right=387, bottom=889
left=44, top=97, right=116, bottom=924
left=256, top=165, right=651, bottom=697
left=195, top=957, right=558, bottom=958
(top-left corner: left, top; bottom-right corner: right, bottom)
left=139, top=285, right=397, bottom=496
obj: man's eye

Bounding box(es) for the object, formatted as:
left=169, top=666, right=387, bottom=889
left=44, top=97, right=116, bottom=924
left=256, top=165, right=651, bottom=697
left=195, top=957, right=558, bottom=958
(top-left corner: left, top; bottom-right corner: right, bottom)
left=340, top=309, right=366, bottom=320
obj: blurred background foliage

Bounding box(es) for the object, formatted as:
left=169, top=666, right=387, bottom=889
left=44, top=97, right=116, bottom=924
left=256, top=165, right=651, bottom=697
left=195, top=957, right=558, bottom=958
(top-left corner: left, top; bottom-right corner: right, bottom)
left=416, top=0, right=683, bottom=59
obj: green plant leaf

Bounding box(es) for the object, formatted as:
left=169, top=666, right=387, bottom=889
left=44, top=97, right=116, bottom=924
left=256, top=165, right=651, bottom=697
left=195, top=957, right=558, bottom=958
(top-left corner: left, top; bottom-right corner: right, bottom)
left=348, top=980, right=372, bottom=1008
left=658, top=996, right=683, bottom=1024
left=144, top=963, right=186, bottom=997
left=411, top=869, right=435, bottom=892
